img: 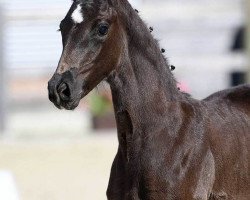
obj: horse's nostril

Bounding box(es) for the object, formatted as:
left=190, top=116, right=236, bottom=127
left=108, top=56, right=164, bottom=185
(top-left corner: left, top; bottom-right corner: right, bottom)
left=58, top=82, right=71, bottom=100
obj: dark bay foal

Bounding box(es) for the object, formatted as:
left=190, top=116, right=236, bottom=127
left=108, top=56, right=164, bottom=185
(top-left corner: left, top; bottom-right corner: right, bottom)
left=48, top=0, right=250, bottom=199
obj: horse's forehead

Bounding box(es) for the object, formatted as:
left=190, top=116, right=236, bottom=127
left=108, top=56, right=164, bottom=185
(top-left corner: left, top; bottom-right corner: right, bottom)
left=70, top=0, right=102, bottom=24
left=74, top=0, right=99, bottom=9
left=71, top=4, right=84, bottom=23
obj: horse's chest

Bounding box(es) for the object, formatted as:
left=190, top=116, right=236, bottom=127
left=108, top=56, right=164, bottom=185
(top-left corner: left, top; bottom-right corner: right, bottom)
left=125, top=143, right=214, bottom=199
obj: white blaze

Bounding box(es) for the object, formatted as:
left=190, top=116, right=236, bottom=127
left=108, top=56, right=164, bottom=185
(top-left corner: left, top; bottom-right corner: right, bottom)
left=72, top=4, right=84, bottom=24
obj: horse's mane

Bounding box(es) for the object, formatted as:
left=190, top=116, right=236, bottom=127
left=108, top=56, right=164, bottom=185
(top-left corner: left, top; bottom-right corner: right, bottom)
left=114, top=0, right=181, bottom=99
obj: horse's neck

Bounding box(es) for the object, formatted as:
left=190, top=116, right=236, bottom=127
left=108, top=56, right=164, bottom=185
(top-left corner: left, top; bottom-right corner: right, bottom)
left=107, top=2, right=186, bottom=160
left=109, top=44, right=183, bottom=142
left=108, top=1, right=182, bottom=127
left=108, top=50, right=180, bottom=127
left=108, top=44, right=183, bottom=162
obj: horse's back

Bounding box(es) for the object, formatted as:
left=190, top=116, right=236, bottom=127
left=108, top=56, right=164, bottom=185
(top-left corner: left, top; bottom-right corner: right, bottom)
left=204, top=84, right=250, bottom=113
left=203, top=84, right=250, bottom=199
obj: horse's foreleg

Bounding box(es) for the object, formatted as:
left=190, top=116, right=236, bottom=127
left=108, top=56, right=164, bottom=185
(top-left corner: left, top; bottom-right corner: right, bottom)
left=107, top=148, right=127, bottom=200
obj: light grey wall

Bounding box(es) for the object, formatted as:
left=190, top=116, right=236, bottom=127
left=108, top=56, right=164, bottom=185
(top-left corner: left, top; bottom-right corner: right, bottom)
left=0, top=5, right=6, bottom=133
left=2, top=0, right=69, bottom=76
left=140, top=0, right=245, bottom=98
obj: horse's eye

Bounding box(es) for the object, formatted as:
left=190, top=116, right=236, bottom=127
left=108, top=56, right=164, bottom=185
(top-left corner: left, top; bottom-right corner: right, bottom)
left=98, top=24, right=109, bottom=36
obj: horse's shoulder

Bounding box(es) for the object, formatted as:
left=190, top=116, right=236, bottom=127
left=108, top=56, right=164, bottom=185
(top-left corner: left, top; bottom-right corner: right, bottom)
left=204, top=84, right=250, bottom=106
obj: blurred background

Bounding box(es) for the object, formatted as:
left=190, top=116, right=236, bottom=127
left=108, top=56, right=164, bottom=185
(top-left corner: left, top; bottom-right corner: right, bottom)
left=0, top=0, right=249, bottom=199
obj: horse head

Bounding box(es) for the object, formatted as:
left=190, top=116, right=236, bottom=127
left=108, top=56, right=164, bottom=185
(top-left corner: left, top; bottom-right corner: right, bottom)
left=48, top=0, right=125, bottom=110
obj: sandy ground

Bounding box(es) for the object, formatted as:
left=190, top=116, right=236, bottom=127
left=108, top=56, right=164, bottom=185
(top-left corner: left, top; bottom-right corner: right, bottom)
left=0, top=135, right=118, bottom=200
left=0, top=74, right=118, bottom=200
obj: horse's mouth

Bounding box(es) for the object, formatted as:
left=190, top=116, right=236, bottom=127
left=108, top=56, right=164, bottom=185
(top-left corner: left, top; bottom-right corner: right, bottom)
left=57, top=88, right=91, bottom=110
left=48, top=67, right=96, bottom=110
left=49, top=90, right=81, bottom=110
left=48, top=74, right=81, bottom=110
left=53, top=98, right=80, bottom=110
left=48, top=83, right=90, bottom=111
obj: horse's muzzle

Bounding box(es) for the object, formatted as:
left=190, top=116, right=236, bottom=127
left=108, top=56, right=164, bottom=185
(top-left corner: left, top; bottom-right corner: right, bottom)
left=48, top=69, right=81, bottom=110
